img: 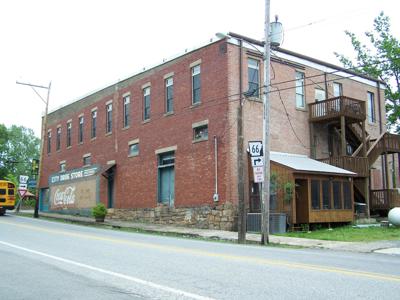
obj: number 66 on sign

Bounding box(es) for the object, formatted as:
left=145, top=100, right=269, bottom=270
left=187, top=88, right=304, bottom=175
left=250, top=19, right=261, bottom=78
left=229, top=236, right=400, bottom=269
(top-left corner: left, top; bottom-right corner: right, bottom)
left=248, top=141, right=263, bottom=157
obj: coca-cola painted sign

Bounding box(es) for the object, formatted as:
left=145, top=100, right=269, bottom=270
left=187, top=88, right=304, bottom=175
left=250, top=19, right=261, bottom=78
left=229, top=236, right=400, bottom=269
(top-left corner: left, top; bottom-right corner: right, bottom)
left=53, top=186, right=76, bottom=206
left=50, top=179, right=97, bottom=210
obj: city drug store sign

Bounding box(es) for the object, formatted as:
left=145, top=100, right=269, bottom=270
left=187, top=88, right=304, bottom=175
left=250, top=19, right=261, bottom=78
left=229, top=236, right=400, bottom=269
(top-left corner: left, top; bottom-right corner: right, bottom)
left=48, top=166, right=99, bottom=211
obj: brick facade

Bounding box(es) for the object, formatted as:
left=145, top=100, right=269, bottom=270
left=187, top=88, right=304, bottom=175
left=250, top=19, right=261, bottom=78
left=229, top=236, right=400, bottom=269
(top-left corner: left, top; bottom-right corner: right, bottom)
left=39, top=34, right=392, bottom=229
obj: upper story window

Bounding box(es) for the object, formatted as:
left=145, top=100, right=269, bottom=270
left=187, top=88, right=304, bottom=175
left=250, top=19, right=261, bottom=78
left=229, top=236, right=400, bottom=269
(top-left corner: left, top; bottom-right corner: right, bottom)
left=47, top=131, right=51, bottom=154
left=192, top=119, right=209, bottom=142
left=165, top=77, right=174, bottom=113
left=56, top=127, right=61, bottom=151
left=367, top=92, right=375, bottom=123
left=78, top=116, right=84, bottom=143
left=66, top=122, right=72, bottom=147
left=295, top=71, right=305, bottom=109
left=60, top=161, right=66, bottom=172
left=314, top=88, right=325, bottom=102
left=106, top=102, right=113, bottom=134
left=143, top=87, right=151, bottom=121
left=192, top=65, right=201, bottom=104
left=248, top=58, right=260, bottom=97
left=128, top=142, right=139, bottom=157
left=123, top=95, right=130, bottom=128
left=83, top=154, right=91, bottom=166
left=333, top=82, right=343, bottom=97
left=91, top=110, right=97, bottom=138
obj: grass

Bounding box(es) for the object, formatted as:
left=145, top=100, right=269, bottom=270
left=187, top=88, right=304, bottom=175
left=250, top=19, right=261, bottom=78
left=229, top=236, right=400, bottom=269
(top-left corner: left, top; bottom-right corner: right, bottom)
left=14, top=212, right=302, bottom=248
left=278, top=225, right=400, bottom=242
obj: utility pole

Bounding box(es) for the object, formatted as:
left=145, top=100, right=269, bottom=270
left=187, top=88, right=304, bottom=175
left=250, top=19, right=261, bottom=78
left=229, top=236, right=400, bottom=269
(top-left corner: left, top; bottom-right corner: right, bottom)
left=261, top=0, right=271, bottom=244
left=16, top=81, right=51, bottom=218
left=237, top=38, right=246, bottom=244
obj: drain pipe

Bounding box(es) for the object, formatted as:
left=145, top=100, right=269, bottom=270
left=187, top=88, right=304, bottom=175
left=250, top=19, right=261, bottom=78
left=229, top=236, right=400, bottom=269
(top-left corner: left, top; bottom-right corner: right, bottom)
left=213, top=135, right=219, bottom=202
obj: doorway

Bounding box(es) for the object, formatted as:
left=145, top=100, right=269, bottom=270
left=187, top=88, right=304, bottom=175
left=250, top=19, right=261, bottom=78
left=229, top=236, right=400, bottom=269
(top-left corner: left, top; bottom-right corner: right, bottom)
left=158, top=152, right=175, bottom=206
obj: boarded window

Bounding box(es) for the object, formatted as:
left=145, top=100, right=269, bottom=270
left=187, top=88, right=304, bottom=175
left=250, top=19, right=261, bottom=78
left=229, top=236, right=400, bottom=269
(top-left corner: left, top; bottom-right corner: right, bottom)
left=343, top=181, right=352, bottom=209
left=333, top=181, right=342, bottom=209
left=311, top=180, right=320, bottom=209
left=322, top=180, right=331, bottom=209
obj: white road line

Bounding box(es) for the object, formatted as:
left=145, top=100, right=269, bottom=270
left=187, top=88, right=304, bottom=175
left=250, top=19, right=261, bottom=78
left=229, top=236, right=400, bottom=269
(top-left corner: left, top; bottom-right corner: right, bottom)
left=0, top=240, right=214, bottom=300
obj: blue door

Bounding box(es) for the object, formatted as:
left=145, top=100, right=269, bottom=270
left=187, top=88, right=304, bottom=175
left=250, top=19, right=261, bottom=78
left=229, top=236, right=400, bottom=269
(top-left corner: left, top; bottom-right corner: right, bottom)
left=40, top=188, right=50, bottom=212
left=158, top=152, right=175, bottom=207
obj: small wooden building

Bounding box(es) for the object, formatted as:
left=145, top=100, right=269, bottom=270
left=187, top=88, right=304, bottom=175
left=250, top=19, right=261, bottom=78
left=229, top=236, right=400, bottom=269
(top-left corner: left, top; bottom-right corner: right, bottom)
left=249, top=152, right=356, bottom=226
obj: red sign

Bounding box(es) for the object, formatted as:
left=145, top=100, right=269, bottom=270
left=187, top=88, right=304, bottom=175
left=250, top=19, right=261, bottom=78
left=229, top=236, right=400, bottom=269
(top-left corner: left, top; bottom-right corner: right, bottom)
left=18, top=188, right=27, bottom=198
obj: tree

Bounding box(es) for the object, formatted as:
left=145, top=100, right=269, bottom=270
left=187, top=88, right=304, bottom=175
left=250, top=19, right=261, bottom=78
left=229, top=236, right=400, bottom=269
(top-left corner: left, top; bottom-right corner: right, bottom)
left=0, top=124, right=40, bottom=180
left=335, top=12, right=400, bottom=132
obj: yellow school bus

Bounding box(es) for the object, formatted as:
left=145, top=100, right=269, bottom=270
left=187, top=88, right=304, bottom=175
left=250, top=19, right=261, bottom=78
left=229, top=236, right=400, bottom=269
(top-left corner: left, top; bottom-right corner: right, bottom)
left=0, top=180, right=16, bottom=216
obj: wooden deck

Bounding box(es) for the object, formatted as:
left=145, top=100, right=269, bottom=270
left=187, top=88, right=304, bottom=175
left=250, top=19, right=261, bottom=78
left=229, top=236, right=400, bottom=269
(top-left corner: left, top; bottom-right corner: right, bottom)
left=309, top=96, right=366, bottom=123
left=319, top=156, right=369, bottom=177
left=370, top=189, right=400, bottom=211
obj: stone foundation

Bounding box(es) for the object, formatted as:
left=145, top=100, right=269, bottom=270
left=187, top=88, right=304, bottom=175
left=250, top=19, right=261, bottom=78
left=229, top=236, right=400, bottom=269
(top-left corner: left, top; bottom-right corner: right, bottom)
left=107, top=202, right=237, bottom=231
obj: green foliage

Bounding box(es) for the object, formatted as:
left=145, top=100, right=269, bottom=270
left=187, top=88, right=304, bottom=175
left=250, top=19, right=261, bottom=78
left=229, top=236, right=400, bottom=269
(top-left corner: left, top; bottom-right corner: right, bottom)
left=335, top=12, right=400, bottom=132
left=0, top=124, right=40, bottom=180
left=280, top=225, right=400, bottom=242
left=91, top=203, right=108, bottom=218
left=283, top=182, right=294, bottom=204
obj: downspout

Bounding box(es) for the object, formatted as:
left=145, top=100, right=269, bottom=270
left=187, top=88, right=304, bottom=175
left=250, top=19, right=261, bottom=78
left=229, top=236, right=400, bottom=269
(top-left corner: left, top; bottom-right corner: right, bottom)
left=377, top=83, right=387, bottom=189
left=213, top=135, right=219, bottom=202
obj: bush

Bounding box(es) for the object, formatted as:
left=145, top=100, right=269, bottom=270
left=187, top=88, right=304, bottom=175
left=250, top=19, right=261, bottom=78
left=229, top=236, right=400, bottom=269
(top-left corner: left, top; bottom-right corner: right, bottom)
left=91, top=203, right=107, bottom=218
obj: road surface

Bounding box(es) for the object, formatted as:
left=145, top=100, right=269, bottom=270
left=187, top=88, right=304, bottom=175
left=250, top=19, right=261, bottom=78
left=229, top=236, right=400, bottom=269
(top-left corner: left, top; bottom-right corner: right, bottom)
left=0, top=214, right=399, bottom=299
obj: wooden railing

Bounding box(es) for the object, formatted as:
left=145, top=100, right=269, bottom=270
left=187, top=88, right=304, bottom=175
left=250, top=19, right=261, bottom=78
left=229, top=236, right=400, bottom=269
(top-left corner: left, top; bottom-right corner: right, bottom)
left=367, top=133, right=400, bottom=164
left=319, top=156, right=369, bottom=177
left=370, top=189, right=400, bottom=211
left=309, top=96, right=366, bottom=122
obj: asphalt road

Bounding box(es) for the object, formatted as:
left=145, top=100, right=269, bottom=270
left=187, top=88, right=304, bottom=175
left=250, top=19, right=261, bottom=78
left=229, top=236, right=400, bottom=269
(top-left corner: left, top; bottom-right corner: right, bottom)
left=0, top=215, right=399, bottom=300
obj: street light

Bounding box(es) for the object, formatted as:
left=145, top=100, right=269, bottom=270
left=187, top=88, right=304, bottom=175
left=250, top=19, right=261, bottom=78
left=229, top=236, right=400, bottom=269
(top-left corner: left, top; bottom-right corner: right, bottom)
left=16, top=80, right=51, bottom=218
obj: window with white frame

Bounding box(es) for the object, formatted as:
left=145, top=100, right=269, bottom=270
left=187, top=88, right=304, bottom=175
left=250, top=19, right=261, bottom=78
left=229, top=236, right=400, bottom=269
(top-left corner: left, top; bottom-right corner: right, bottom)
left=314, top=88, right=325, bottom=102
left=47, top=131, right=51, bottom=153
left=56, top=127, right=61, bottom=151
left=106, top=103, right=112, bottom=133
left=295, top=71, right=305, bottom=109
left=83, top=155, right=91, bottom=166
left=143, top=87, right=151, bottom=120
left=367, top=92, right=375, bottom=123
left=165, top=77, right=174, bottom=113
left=333, top=82, right=343, bottom=97
left=91, top=110, right=97, bottom=138
left=60, top=162, right=66, bottom=172
left=66, top=122, right=72, bottom=147
left=193, top=124, right=208, bottom=141
left=248, top=58, right=260, bottom=97
left=123, top=95, right=130, bottom=128
left=128, top=142, right=139, bottom=157
left=78, top=116, right=84, bottom=143
left=192, top=65, right=201, bottom=104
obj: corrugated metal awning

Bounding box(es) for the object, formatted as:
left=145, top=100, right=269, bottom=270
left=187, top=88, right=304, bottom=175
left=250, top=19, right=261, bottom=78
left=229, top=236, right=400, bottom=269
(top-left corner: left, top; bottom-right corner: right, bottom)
left=271, top=152, right=356, bottom=176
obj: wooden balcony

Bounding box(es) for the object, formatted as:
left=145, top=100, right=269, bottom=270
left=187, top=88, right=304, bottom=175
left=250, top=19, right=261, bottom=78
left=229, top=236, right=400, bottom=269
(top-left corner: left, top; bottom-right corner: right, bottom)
left=370, top=189, right=400, bottom=211
left=309, top=96, right=366, bottom=123
left=319, top=156, right=369, bottom=177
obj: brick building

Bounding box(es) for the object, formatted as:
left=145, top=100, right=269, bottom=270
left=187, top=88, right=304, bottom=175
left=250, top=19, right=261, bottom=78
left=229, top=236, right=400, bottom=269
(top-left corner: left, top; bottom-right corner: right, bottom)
left=39, top=33, right=400, bottom=230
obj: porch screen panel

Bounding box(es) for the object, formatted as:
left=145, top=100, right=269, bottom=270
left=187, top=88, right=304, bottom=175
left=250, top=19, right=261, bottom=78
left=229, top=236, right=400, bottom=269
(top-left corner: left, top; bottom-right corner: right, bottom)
left=343, top=182, right=352, bottom=209
left=322, top=180, right=331, bottom=209
left=311, top=180, right=320, bottom=209
left=333, top=181, right=342, bottom=209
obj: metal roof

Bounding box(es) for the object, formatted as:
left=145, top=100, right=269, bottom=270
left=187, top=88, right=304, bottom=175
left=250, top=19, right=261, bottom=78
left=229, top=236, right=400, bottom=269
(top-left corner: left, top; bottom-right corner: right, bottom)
left=270, top=152, right=356, bottom=176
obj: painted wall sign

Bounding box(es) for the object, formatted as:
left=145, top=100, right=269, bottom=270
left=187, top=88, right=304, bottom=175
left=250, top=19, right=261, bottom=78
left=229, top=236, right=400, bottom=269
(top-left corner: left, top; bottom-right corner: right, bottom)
left=50, top=179, right=97, bottom=210
left=49, top=165, right=99, bottom=185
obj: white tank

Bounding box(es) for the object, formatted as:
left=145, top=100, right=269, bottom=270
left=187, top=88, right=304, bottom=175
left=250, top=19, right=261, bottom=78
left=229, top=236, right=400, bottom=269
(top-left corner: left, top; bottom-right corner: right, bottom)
left=270, top=16, right=283, bottom=48
left=388, top=207, right=400, bottom=226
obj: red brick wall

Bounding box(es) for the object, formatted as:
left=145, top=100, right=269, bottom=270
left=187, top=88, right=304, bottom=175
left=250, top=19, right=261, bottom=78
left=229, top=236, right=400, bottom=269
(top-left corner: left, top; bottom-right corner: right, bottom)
left=40, top=40, right=231, bottom=209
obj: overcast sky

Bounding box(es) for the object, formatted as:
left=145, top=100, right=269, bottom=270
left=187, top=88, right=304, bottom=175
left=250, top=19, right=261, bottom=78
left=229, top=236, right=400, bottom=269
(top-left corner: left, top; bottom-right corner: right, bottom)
left=2, top=0, right=399, bottom=137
